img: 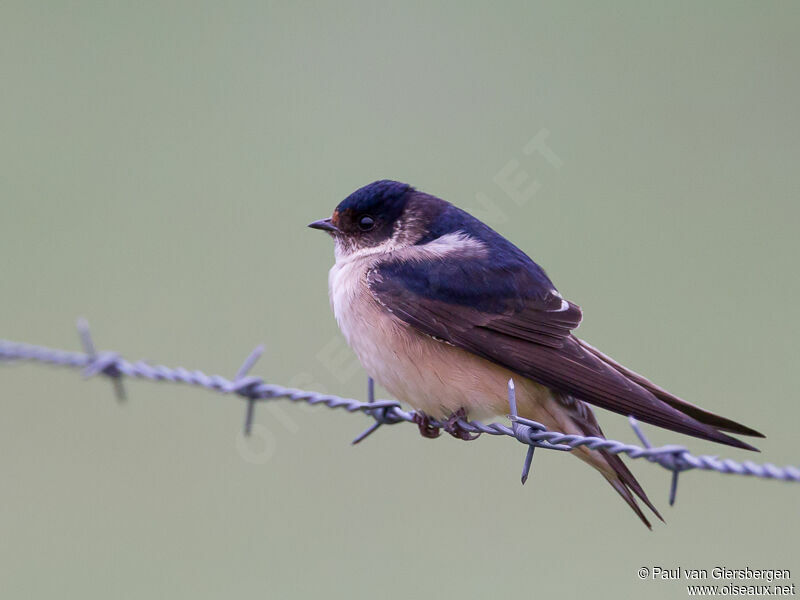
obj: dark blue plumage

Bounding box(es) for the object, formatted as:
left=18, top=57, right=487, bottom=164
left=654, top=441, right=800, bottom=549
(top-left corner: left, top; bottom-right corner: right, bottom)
left=336, top=180, right=410, bottom=217
left=336, top=180, right=559, bottom=313
left=397, top=196, right=558, bottom=313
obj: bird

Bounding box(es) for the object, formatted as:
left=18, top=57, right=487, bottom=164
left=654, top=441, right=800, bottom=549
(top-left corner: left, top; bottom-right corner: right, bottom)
left=308, top=179, right=764, bottom=528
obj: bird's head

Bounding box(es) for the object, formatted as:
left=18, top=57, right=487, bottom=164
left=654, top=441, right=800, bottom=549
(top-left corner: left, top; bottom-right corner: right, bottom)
left=309, top=180, right=433, bottom=259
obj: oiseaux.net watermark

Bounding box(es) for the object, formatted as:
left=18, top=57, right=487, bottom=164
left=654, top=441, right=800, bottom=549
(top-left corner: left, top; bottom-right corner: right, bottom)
left=638, top=566, right=795, bottom=596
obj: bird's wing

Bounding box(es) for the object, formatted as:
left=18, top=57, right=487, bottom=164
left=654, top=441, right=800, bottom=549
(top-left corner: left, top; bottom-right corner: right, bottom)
left=367, top=252, right=756, bottom=450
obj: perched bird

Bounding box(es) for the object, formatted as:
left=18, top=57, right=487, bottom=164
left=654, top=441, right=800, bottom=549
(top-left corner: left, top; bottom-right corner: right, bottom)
left=309, top=180, right=763, bottom=527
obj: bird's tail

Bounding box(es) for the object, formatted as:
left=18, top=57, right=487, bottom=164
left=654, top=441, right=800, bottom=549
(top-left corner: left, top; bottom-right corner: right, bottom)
left=548, top=391, right=661, bottom=528
left=599, top=449, right=662, bottom=529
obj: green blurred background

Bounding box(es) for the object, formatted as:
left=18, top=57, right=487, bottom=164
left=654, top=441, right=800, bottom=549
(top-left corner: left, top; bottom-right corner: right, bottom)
left=1, top=1, right=798, bottom=598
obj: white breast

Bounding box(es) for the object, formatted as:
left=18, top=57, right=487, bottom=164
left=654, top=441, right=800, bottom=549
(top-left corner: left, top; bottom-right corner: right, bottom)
left=328, top=254, right=400, bottom=378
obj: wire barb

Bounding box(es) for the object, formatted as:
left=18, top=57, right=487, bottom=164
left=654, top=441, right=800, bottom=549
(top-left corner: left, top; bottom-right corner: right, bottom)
left=352, top=377, right=404, bottom=445
left=231, top=345, right=265, bottom=436
left=508, top=379, right=535, bottom=484
left=76, top=318, right=126, bottom=402
left=628, top=416, right=693, bottom=506
left=507, top=379, right=574, bottom=484
left=1, top=326, right=799, bottom=507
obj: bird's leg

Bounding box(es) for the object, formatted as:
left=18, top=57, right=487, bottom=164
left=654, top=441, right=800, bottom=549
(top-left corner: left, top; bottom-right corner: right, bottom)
left=443, top=408, right=481, bottom=441
left=412, top=411, right=441, bottom=439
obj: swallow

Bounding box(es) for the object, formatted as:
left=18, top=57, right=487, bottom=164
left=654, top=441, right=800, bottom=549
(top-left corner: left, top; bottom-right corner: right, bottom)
left=309, top=179, right=764, bottom=528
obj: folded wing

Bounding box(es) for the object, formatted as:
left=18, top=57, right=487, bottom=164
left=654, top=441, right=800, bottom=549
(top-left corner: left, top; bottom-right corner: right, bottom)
left=368, top=250, right=761, bottom=450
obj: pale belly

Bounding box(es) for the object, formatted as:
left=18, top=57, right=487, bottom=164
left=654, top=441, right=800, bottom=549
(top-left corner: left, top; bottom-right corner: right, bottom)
left=328, top=256, right=552, bottom=419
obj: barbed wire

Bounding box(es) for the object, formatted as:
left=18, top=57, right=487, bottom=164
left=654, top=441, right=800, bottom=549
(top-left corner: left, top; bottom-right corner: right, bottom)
left=1, top=319, right=798, bottom=507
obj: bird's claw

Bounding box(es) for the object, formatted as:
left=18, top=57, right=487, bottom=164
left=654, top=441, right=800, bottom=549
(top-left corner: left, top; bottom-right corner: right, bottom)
left=443, top=408, right=481, bottom=441
left=412, top=408, right=481, bottom=441
left=412, top=411, right=441, bottom=439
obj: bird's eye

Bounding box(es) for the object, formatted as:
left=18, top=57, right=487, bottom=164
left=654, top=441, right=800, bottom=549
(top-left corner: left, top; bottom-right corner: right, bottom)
left=358, top=215, right=375, bottom=231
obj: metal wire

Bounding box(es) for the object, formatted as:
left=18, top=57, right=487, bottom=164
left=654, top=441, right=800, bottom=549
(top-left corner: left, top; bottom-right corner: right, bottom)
left=1, top=320, right=798, bottom=507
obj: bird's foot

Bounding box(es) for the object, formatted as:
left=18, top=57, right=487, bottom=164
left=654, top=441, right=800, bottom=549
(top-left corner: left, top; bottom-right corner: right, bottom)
left=443, top=408, right=481, bottom=441
left=412, top=411, right=441, bottom=439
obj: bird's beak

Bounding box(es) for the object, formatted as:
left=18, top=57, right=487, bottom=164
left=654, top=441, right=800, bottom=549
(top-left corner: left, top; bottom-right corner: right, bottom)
left=308, top=218, right=339, bottom=233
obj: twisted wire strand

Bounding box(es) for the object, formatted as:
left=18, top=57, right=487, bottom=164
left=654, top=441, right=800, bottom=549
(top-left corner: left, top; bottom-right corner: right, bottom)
left=2, top=331, right=799, bottom=496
